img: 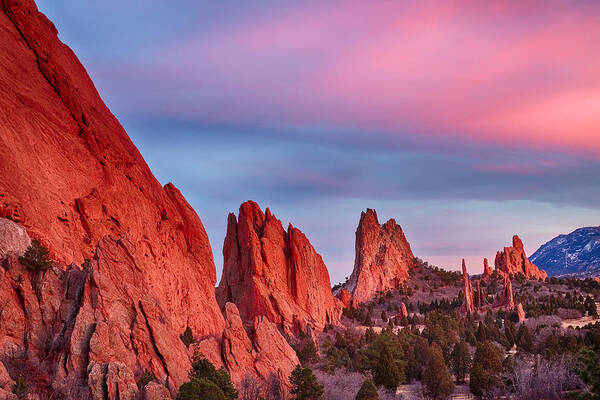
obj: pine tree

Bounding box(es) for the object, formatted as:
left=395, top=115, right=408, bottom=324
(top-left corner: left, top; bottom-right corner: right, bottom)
left=469, top=341, right=501, bottom=397
left=177, top=378, right=227, bottom=400
left=19, top=239, right=52, bottom=272
left=355, top=379, right=380, bottom=400
left=12, top=377, right=28, bottom=400
left=290, top=365, right=323, bottom=400
left=450, top=341, right=471, bottom=384
left=422, top=344, right=454, bottom=400
left=373, top=344, right=401, bottom=391
left=516, top=324, right=533, bottom=352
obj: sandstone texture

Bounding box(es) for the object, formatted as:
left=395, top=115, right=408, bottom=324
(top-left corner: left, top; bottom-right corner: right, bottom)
left=399, top=303, right=409, bottom=320
left=216, top=201, right=340, bottom=333
left=516, top=303, right=526, bottom=323
left=0, top=219, right=31, bottom=259
left=342, top=209, right=415, bottom=306
left=495, top=236, right=547, bottom=280
left=0, top=1, right=298, bottom=397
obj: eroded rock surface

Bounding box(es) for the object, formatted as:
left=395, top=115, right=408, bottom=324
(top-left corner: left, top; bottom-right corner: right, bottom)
left=217, top=201, right=340, bottom=333
left=343, top=209, right=415, bottom=306
left=495, top=236, right=547, bottom=280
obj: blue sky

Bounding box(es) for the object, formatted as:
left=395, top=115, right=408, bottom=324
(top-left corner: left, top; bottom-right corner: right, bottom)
left=35, top=1, right=600, bottom=283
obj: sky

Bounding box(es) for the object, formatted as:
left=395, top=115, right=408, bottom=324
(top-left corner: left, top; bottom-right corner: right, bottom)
left=35, top=1, right=600, bottom=283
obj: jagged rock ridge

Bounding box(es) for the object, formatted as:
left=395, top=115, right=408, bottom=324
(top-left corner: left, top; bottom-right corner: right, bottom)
left=342, top=209, right=415, bottom=306
left=0, top=1, right=298, bottom=397
left=216, top=201, right=341, bottom=333
left=495, top=235, right=547, bottom=280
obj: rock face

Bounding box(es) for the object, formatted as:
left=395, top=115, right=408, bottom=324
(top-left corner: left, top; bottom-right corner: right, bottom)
left=482, top=258, right=492, bottom=280
left=0, top=0, right=224, bottom=339
left=343, top=209, right=415, bottom=306
left=399, top=303, right=409, bottom=319
left=503, top=275, right=515, bottom=309
left=461, top=259, right=475, bottom=314
left=0, top=1, right=296, bottom=397
left=495, top=236, right=547, bottom=280
left=516, top=303, right=526, bottom=322
left=216, top=201, right=340, bottom=333
left=0, top=219, right=31, bottom=259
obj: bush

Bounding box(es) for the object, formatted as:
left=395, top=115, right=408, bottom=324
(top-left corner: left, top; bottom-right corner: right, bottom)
left=12, top=377, right=28, bottom=400
left=177, top=377, right=227, bottom=400
left=183, top=353, right=238, bottom=400
left=137, top=368, right=155, bottom=389
left=290, top=365, right=323, bottom=400
left=181, top=326, right=195, bottom=347
left=355, top=379, right=379, bottom=400
left=19, top=239, right=52, bottom=272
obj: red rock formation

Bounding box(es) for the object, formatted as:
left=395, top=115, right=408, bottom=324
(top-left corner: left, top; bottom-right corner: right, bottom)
left=0, top=1, right=295, bottom=397
left=475, top=280, right=489, bottom=310
left=343, top=209, right=415, bottom=306
left=0, top=0, right=224, bottom=341
left=482, top=258, right=493, bottom=280
left=336, top=288, right=352, bottom=309
left=494, top=236, right=547, bottom=280
left=399, top=303, right=409, bottom=319
left=516, top=303, right=526, bottom=323
left=216, top=201, right=340, bottom=333
left=503, top=275, right=515, bottom=309
left=461, top=259, right=475, bottom=314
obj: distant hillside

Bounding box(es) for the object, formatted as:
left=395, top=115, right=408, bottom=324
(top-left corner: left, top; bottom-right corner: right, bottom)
left=530, top=227, right=600, bottom=278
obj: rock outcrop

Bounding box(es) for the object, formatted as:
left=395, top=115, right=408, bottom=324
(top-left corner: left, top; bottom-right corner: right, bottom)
left=516, top=303, right=526, bottom=322
left=0, top=1, right=297, bottom=397
left=495, top=236, right=547, bottom=280
left=399, top=303, right=409, bottom=320
left=482, top=258, right=492, bottom=280
left=461, top=259, right=475, bottom=314
left=216, top=201, right=340, bottom=333
left=503, top=275, right=515, bottom=309
left=342, top=209, right=415, bottom=306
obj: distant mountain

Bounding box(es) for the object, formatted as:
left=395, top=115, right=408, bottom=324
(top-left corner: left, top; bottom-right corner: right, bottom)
left=530, top=227, right=600, bottom=278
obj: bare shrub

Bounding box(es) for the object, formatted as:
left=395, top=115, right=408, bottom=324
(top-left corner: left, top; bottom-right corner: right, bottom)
left=524, top=315, right=562, bottom=332
left=503, top=354, right=584, bottom=399
left=556, top=308, right=583, bottom=320
left=241, top=373, right=263, bottom=400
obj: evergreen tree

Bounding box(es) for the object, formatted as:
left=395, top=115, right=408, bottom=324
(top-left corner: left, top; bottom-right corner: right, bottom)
left=422, top=344, right=454, bottom=400
left=450, top=341, right=471, bottom=384
left=373, top=344, right=401, bottom=390
left=177, top=378, right=227, bottom=400
left=516, top=324, right=533, bottom=352
left=355, top=379, right=380, bottom=400
left=469, top=341, right=502, bottom=398
left=19, top=239, right=52, bottom=272
left=187, top=354, right=238, bottom=399
left=290, top=365, right=323, bottom=400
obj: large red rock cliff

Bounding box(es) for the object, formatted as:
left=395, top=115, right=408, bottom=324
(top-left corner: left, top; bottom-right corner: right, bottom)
left=0, top=1, right=298, bottom=397
left=216, top=201, right=340, bottom=333
left=342, top=209, right=415, bottom=306
left=495, top=235, right=547, bottom=280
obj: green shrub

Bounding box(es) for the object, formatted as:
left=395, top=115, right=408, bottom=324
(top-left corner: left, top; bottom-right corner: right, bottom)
left=19, top=240, right=52, bottom=272
left=177, top=377, right=226, bottom=400
left=12, top=377, right=28, bottom=400
left=290, top=365, right=323, bottom=400
left=137, top=368, right=155, bottom=389
left=355, top=379, right=379, bottom=400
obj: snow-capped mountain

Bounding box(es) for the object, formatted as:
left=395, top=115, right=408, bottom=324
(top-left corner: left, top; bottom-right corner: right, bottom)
left=530, top=227, right=600, bottom=278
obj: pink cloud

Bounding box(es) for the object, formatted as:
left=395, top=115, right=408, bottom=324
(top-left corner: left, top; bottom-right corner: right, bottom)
left=122, top=1, right=600, bottom=155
